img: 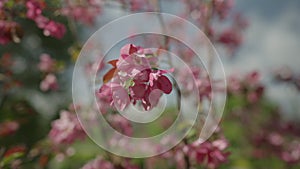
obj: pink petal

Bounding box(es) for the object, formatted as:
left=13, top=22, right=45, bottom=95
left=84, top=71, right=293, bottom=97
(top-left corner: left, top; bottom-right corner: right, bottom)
left=120, top=44, right=138, bottom=59
left=133, top=69, right=150, bottom=83
left=157, top=75, right=172, bottom=94
left=130, top=83, right=147, bottom=99
left=112, top=85, right=130, bottom=111
left=148, top=89, right=162, bottom=107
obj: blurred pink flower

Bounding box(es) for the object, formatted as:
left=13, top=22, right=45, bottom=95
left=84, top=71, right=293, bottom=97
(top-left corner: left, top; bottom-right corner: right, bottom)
left=246, top=71, right=260, bottom=85
left=281, top=142, right=300, bottom=163
left=122, top=160, right=140, bottom=169
left=61, top=5, right=101, bottom=25
left=38, top=53, right=55, bottom=72
left=34, top=15, right=49, bottom=29
left=81, top=157, right=114, bottom=169
left=49, top=110, right=86, bottom=144
left=43, top=21, right=66, bottom=39
left=0, top=121, right=19, bottom=137
left=268, top=132, right=284, bottom=146
left=25, top=0, right=66, bottom=39
left=189, top=139, right=230, bottom=169
left=129, top=0, right=153, bottom=12
left=218, top=28, right=243, bottom=52
left=40, top=74, right=59, bottom=91
left=108, top=114, right=133, bottom=136
left=227, top=76, right=241, bottom=93
left=213, top=0, right=234, bottom=20
left=178, top=66, right=211, bottom=101
left=25, top=0, right=44, bottom=20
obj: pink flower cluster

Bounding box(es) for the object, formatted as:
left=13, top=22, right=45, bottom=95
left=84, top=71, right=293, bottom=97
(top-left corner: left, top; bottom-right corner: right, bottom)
left=82, top=157, right=114, bottom=169
left=118, top=0, right=153, bottom=12
left=213, top=0, right=234, bottom=20
left=40, top=73, right=59, bottom=91
left=178, top=66, right=212, bottom=101
left=60, top=0, right=101, bottom=25
left=98, top=44, right=173, bottom=111
left=107, top=114, right=133, bottom=136
left=49, top=110, right=86, bottom=145
left=251, top=111, right=300, bottom=164
left=37, top=54, right=59, bottom=92
left=188, top=138, right=230, bottom=169
left=81, top=156, right=139, bottom=169
left=228, top=71, right=264, bottom=103
left=26, top=0, right=66, bottom=39
left=182, top=0, right=247, bottom=54
left=38, top=53, right=56, bottom=73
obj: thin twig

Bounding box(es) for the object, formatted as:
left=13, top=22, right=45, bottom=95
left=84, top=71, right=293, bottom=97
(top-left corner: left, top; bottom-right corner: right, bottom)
left=183, top=138, right=191, bottom=169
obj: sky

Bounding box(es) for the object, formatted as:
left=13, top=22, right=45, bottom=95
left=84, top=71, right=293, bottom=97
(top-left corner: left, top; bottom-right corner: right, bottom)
left=228, top=0, right=300, bottom=73
left=226, top=0, right=300, bottom=119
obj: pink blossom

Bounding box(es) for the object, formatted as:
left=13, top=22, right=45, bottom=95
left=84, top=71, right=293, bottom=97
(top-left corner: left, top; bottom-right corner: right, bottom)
left=189, top=139, right=230, bottom=169
left=81, top=157, right=114, bottom=169
left=108, top=114, right=133, bottom=136
left=213, top=0, right=234, bottom=20
left=218, top=28, right=242, bottom=53
left=34, top=15, right=49, bottom=29
left=246, top=71, right=260, bottom=85
left=99, top=44, right=173, bottom=111
left=97, top=82, right=130, bottom=113
left=38, top=53, right=55, bottom=72
left=178, top=67, right=211, bottom=101
left=0, top=0, right=8, bottom=9
left=196, top=78, right=212, bottom=101
left=247, top=85, right=264, bottom=103
left=25, top=1, right=66, bottom=39
left=267, top=132, right=284, bottom=146
left=130, top=69, right=172, bottom=110
left=227, top=76, right=241, bottom=93
left=26, top=0, right=44, bottom=20
left=129, top=0, right=153, bottom=12
left=49, top=110, right=86, bottom=144
left=40, top=74, right=59, bottom=91
left=280, top=142, right=300, bottom=163
left=43, top=21, right=66, bottom=39
left=122, top=161, right=140, bottom=169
